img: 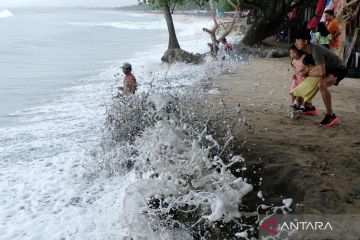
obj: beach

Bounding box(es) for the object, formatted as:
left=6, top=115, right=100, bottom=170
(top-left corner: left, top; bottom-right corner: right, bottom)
left=1, top=7, right=359, bottom=239
left=211, top=57, right=360, bottom=213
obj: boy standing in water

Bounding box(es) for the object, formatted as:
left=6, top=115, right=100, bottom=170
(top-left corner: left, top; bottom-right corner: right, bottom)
left=120, top=63, right=137, bottom=95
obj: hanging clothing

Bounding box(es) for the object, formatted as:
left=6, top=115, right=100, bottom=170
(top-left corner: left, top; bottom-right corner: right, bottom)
left=307, top=0, right=327, bottom=31
left=314, top=32, right=332, bottom=47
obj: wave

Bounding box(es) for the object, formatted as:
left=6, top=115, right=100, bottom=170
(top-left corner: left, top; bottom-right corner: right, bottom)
left=84, top=83, right=293, bottom=239
left=68, top=21, right=167, bottom=30
left=0, top=9, right=275, bottom=237
left=0, top=9, right=13, bottom=18
left=0, top=49, right=287, bottom=239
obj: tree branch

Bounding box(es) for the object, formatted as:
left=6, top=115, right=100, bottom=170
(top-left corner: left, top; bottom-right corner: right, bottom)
left=353, top=2, right=360, bottom=19
left=227, top=0, right=238, bottom=9
left=218, top=0, right=240, bottom=41
left=345, top=0, right=359, bottom=8
left=203, top=0, right=219, bottom=56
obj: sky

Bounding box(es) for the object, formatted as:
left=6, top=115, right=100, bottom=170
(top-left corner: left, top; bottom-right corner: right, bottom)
left=0, top=0, right=138, bottom=8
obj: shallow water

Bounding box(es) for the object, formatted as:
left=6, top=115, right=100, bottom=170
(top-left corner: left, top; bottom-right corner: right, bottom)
left=1, top=8, right=230, bottom=239
left=0, top=8, right=170, bottom=126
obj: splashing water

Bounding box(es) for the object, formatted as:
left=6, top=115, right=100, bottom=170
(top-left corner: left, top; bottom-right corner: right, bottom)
left=83, top=80, right=293, bottom=239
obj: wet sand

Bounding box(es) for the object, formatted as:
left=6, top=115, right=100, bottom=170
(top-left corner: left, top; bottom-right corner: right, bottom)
left=211, top=58, right=360, bottom=213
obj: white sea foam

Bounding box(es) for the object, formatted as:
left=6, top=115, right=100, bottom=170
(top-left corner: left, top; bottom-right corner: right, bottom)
left=0, top=9, right=13, bottom=18
left=0, top=10, right=291, bottom=240
left=0, top=52, right=243, bottom=240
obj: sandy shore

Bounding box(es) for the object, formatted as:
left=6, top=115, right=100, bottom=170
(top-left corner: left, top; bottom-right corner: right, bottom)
left=211, top=57, right=360, bottom=213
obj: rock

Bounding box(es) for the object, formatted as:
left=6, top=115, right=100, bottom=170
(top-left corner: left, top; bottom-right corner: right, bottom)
left=232, top=42, right=266, bottom=58
left=266, top=49, right=288, bottom=58
left=161, top=48, right=205, bottom=64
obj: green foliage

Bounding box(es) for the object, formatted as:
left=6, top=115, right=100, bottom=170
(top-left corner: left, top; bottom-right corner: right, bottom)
left=139, top=0, right=208, bottom=9
left=199, top=0, right=238, bottom=12
left=140, top=0, right=186, bottom=8
left=220, top=0, right=233, bottom=12
left=116, top=3, right=154, bottom=11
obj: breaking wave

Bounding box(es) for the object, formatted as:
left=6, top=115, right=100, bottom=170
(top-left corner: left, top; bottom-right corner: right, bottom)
left=0, top=9, right=13, bottom=18
left=0, top=8, right=293, bottom=238
left=83, top=66, right=293, bottom=239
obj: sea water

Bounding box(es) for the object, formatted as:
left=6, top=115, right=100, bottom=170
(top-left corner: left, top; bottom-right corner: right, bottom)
left=0, top=7, right=231, bottom=239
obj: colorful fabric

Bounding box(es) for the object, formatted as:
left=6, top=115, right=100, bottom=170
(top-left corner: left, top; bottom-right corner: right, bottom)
left=326, top=19, right=341, bottom=48
left=293, top=76, right=320, bottom=102
left=307, top=0, right=327, bottom=31
left=321, top=0, right=341, bottom=21
left=290, top=56, right=306, bottom=93
left=314, top=32, right=332, bottom=45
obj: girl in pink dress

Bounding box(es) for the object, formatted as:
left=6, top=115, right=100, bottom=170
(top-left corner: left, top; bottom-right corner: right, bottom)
left=289, top=45, right=306, bottom=109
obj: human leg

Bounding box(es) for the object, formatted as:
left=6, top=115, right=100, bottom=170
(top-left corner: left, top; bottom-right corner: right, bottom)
left=318, top=74, right=341, bottom=126
left=290, top=93, right=295, bottom=102
left=318, top=74, right=336, bottom=115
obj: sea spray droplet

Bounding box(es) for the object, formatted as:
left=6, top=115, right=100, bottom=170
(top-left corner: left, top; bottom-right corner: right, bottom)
left=283, top=198, right=293, bottom=208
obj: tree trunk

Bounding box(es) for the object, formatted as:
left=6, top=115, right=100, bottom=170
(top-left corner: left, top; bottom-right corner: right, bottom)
left=241, top=0, right=311, bottom=46
left=164, top=0, right=180, bottom=49
left=241, top=0, right=287, bottom=46
left=241, top=16, right=287, bottom=46
left=336, top=0, right=359, bottom=61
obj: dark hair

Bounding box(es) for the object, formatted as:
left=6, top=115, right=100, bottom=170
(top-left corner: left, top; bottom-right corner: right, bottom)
left=324, top=9, right=335, bottom=16
left=316, top=22, right=330, bottom=37
left=289, top=45, right=303, bottom=55
left=295, top=29, right=311, bottom=41
left=289, top=45, right=303, bottom=67
left=302, top=54, right=315, bottom=66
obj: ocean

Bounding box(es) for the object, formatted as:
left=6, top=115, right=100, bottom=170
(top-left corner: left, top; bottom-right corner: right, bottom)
left=0, top=7, right=239, bottom=239
left=0, top=7, right=168, bottom=126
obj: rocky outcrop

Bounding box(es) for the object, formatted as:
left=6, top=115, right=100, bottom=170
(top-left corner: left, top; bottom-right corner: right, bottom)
left=161, top=48, right=205, bottom=64
left=266, top=48, right=288, bottom=58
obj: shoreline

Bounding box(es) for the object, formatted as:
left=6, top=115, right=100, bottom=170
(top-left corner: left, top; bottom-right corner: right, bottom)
left=210, top=57, right=360, bottom=213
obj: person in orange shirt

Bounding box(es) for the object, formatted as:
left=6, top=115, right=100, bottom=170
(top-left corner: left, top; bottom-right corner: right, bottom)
left=324, top=9, right=343, bottom=59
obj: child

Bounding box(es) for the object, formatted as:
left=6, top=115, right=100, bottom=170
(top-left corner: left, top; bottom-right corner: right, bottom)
left=289, top=45, right=306, bottom=109
left=314, top=22, right=332, bottom=49
left=292, top=54, right=320, bottom=115
left=220, top=37, right=232, bottom=52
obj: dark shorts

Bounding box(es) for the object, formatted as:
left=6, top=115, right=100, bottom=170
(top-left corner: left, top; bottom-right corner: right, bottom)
left=328, top=68, right=347, bottom=86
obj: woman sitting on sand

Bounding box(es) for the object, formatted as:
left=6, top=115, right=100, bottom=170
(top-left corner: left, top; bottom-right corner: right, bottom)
left=292, top=54, right=320, bottom=115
